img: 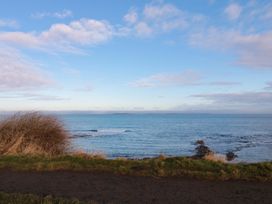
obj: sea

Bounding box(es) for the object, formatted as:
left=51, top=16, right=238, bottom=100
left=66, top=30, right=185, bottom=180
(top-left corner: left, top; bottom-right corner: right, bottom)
left=54, top=113, right=272, bottom=163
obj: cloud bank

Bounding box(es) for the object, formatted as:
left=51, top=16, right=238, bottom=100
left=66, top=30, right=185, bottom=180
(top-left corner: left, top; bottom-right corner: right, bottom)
left=0, top=48, right=53, bottom=91
left=190, top=28, right=272, bottom=69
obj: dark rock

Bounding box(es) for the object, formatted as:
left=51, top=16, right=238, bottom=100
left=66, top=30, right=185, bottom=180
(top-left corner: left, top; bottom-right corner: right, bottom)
left=195, top=140, right=205, bottom=145
left=195, top=145, right=213, bottom=158
left=90, top=129, right=98, bottom=132
left=124, top=130, right=132, bottom=132
left=226, top=151, right=237, bottom=161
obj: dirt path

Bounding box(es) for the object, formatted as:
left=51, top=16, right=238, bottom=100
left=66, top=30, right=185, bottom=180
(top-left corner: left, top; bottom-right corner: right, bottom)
left=0, top=170, right=271, bottom=204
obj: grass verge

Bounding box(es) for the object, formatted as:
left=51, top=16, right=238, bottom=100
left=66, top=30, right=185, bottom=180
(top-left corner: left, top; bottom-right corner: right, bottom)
left=0, top=155, right=271, bottom=181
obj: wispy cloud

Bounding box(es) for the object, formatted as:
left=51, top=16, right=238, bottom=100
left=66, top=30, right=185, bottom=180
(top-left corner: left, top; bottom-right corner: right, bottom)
left=193, top=92, right=272, bottom=105
left=190, top=28, right=272, bottom=69
left=208, top=81, right=241, bottom=86
left=224, top=3, right=242, bottom=20
left=22, top=93, right=68, bottom=101
left=0, top=19, right=18, bottom=28
left=170, top=91, right=272, bottom=113
left=131, top=70, right=201, bottom=88
left=131, top=70, right=242, bottom=88
left=32, top=9, right=73, bottom=19
left=247, top=2, right=272, bottom=21
left=123, top=2, right=191, bottom=37
left=0, top=47, right=53, bottom=91
left=62, top=67, right=81, bottom=76
left=264, top=81, right=272, bottom=90
left=135, top=22, right=153, bottom=37
left=188, top=1, right=272, bottom=69
left=0, top=18, right=114, bottom=53
left=74, top=84, right=93, bottom=92
left=123, top=9, right=138, bottom=24
left=142, top=2, right=188, bottom=32
left=143, top=3, right=182, bottom=20
left=0, top=93, right=68, bottom=101
left=0, top=2, right=203, bottom=52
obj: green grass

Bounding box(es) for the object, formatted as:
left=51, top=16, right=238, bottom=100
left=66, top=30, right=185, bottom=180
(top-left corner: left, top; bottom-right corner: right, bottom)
left=0, top=192, right=93, bottom=204
left=0, top=155, right=271, bottom=181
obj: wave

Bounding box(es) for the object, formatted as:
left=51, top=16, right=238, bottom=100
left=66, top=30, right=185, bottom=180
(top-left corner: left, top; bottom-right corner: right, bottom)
left=70, top=128, right=132, bottom=138
left=200, top=133, right=272, bottom=155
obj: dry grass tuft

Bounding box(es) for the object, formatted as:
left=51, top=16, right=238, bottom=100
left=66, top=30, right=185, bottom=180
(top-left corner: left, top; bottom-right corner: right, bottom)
left=0, top=112, right=70, bottom=156
left=71, top=150, right=106, bottom=160
left=204, top=153, right=226, bottom=163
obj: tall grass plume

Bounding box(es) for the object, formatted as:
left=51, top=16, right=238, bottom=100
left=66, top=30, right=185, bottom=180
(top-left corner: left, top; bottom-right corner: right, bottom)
left=0, top=112, right=69, bottom=156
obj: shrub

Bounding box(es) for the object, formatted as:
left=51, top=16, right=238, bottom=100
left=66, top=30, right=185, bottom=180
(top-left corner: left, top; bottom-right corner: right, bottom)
left=0, top=112, right=69, bottom=156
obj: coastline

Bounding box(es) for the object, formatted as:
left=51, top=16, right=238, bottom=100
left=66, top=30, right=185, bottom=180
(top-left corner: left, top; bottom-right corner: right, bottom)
left=0, top=155, right=271, bottom=181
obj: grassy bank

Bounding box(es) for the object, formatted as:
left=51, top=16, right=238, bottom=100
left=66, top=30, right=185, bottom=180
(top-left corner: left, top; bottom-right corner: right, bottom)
left=0, top=155, right=271, bottom=181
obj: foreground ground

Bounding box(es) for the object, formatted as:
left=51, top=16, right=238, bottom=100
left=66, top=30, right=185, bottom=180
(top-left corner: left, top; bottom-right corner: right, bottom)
left=0, top=170, right=272, bottom=204
left=0, top=155, right=271, bottom=203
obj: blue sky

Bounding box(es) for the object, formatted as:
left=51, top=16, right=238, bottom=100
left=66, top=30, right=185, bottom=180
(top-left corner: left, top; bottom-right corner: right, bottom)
left=0, top=0, right=272, bottom=113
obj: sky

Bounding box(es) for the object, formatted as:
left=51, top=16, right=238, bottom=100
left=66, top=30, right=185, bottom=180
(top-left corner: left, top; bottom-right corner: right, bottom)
left=0, top=0, right=272, bottom=113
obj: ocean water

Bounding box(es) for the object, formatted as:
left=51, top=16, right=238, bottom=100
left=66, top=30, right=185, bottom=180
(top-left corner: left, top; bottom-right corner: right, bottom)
left=56, top=113, right=272, bottom=163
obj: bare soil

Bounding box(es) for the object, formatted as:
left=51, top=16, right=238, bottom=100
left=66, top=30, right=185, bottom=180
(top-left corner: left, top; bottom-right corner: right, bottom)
left=0, top=170, right=271, bottom=204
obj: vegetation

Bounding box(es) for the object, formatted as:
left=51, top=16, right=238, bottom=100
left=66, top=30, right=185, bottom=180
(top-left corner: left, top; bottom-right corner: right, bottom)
left=0, top=155, right=271, bottom=181
left=0, top=192, right=91, bottom=204
left=0, top=113, right=69, bottom=156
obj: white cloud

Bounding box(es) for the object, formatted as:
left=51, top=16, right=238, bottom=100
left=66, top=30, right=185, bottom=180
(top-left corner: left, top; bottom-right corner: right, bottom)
left=143, top=3, right=181, bottom=20
left=131, top=70, right=201, bottom=88
left=124, top=9, right=138, bottom=24
left=0, top=19, right=18, bottom=28
left=123, top=2, right=189, bottom=37
left=0, top=48, right=53, bottom=91
left=0, top=18, right=114, bottom=53
left=264, top=82, right=272, bottom=90
left=224, top=3, right=242, bottom=20
left=0, top=32, right=42, bottom=49
left=135, top=22, right=153, bottom=37
left=161, top=18, right=187, bottom=32
left=0, top=3, right=200, bottom=52
left=41, top=19, right=113, bottom=45
left=32, top=9, right=73, bottom=19
left=143, top=3, right=187, bottom=32
left=190, top=28, right=272, bottom=68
